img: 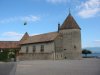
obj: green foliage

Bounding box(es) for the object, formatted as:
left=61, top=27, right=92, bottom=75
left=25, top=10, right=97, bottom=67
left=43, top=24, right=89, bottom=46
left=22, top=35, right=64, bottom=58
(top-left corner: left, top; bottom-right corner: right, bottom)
left=0, top=50, right=9, bottom=61
left=8, top=52, right=15, bottom=58
left=82, top=49, right=92, bottom=57
left=0, top=49, right=17, bottom=62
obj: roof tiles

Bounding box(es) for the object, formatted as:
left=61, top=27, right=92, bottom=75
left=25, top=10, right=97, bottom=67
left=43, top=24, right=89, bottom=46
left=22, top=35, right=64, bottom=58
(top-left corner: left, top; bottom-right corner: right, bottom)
left=21, top=32, right=58, bottom=44
left=60, top=13, right=81, bottom=30
left=0, top=41, right=20, bottom=49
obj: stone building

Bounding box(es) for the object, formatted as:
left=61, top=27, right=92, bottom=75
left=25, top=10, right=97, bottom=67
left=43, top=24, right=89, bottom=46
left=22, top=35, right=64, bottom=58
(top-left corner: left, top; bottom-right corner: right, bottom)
left=0, top=12, right=82, bottom=60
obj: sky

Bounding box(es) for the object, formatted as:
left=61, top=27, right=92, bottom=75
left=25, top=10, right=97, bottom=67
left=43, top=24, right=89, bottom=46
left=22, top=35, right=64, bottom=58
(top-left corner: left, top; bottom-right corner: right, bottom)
left=0, top=0, right=100, bottom=48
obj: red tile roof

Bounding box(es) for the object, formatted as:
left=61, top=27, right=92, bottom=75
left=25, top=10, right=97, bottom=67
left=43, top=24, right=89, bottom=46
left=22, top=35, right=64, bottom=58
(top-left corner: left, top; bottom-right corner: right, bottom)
left=0, top=41, right=20, bottom=49
left=20, top=32, right=29, bottom=43
left=21, top=32, right=58, bottom=44
left=60, top=13, right=81, bottom=30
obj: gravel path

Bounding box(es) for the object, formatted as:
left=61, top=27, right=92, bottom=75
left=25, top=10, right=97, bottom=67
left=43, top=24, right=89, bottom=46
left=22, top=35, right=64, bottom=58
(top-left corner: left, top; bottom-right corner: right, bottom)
left=15, top=58, right=100, bottom=75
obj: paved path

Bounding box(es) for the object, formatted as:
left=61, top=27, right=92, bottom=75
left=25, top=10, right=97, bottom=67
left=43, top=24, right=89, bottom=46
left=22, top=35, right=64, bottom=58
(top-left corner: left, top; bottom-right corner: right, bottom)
left=15, top=58, right=100, bottom=75
left=0, top=62, right=16, bottom=75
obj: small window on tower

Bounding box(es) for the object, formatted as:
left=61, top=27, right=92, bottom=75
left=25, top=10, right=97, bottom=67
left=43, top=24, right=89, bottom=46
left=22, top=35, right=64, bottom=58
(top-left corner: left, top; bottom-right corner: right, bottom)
left=64, top=56, right=67, bottom=59
left=64, top=49, right=66, bottom=50
left=74, top=45, right=76, bottom=49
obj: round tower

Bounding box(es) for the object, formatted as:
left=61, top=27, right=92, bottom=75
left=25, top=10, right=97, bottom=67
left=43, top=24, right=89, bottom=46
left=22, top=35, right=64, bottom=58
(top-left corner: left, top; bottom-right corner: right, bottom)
left=55, top=12, right=82, bottom=59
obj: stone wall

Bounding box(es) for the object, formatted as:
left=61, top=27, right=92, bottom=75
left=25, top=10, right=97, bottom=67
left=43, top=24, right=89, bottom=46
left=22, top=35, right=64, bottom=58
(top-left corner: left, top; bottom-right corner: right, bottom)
left=18, top=53, right=54, bottom=60
left=18, top=29, right=82, bottom=60
left=20, top=42, right=55, bottom=53
left=55, top=29, right=82, bottom=59
left=18, top=42, right=55, bottom=60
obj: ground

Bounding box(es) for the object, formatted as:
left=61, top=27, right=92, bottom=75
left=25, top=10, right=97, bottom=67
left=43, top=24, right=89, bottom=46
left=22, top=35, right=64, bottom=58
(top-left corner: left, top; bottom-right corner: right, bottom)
left=0, top=62, right=16, bottom=75
left=15, top=58, right=100, bottom=75
left=0, top=58, right=100, bottom=75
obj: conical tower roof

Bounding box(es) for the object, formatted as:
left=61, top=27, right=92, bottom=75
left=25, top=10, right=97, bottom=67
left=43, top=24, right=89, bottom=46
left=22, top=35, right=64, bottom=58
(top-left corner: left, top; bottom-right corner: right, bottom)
left=20, top=32, right=29, bottom=43
left=60, top=13, right=81, bottom=30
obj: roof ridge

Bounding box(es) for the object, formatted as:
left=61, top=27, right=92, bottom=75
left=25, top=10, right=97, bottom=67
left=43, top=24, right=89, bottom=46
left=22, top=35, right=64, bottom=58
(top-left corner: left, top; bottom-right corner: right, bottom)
left=31, top=32, right=57, bottom=37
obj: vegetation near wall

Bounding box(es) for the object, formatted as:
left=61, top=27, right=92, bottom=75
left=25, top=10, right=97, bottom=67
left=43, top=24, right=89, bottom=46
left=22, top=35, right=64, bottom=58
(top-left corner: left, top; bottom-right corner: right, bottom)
left=0, top=49, right=16, bottom=62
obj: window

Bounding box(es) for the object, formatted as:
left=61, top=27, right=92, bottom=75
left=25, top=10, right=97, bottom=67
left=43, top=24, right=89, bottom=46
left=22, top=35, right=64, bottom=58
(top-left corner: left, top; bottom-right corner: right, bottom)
left=61, top=54, right=62, bottom=58
left=74, top=45, right=76, bottom=49
left=57, top=55, right=58, bottom=59
left=64, top=56, right=67, bottom=59
left=40, top=45, right=44, bottom=52
left=33, top=46, right=36, bottom=53
left=26, top=46, right=28, bottom=53
left=64, top=49, right=66, bottom=50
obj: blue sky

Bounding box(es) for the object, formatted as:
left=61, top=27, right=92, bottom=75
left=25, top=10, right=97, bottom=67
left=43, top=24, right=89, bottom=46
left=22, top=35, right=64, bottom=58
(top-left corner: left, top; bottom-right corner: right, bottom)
left=0, top=0, right=100, bottom=48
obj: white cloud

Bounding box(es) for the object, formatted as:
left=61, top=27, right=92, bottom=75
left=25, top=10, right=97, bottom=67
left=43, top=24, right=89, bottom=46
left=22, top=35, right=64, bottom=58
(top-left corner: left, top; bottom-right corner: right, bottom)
left=93, top=40, right=100, bottom=43
left=78, top=0, right=100, bottom=18
left=0, top=32, right=39, bottom=41
left=21, top=15, right=40, bottom=22
left=2, top=32, right=23, bottom=36
left=46, top=0, right=67, bottom=4
left=0, top=32, right=24, bottom=41
left=0, top=37, right=21, bottom=41
left=82, top=40, right=100, bottom=48
left=92, top=40, right=100, bottom=47
left=0, top=15, right=40, bottom=24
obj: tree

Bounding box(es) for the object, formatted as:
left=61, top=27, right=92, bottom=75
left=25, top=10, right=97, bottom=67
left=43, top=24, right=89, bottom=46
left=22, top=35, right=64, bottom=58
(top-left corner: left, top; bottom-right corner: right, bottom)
left=8, top=49, right=17, bottom=61
left=0, top=49, right=9, bottom=61
left=82, top=49, right=92, bottom=57
left=0, top=49, right=17, bottom=62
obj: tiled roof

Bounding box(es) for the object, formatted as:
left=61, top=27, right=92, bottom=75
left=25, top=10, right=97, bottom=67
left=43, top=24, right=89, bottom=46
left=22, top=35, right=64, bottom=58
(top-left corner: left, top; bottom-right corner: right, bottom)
left=60, top=13, right=81, bottom=30
left=21, top=32, right=58, bottom=44
left=0, top=41, right=20, bottom=49
left=20, top=32, right=29, bottom=43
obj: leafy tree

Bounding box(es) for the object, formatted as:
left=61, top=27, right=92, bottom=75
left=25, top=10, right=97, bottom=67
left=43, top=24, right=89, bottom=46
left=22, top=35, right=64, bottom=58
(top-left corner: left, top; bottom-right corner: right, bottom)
left=82, top=49, right=92, bottom=57
left=8, top=49, right=16, bottom=61
left=0, top=49, right=9, bottom=61
left=0, top=49, right=17, bottom=62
